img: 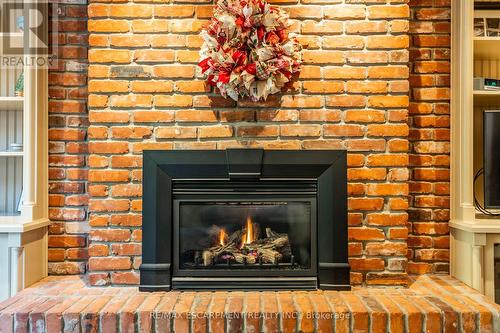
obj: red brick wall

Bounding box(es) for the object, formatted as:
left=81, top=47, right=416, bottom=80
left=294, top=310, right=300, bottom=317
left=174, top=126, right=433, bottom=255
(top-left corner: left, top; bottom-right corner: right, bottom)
left=47, top=3, right=89, bottom=275
left=85, top=0, right=411, bottom=287
left=407, top=0, right=451, bottom=274
left=47, top=1, right=452, bottom=286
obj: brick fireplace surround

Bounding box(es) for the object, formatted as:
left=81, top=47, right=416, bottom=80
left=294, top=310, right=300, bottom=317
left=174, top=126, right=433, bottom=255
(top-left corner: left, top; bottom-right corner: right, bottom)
left=48, top=0, right=451, bottom=287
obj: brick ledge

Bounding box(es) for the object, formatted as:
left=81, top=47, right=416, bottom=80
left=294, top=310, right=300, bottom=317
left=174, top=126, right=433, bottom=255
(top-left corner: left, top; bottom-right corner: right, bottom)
left=0, top=275, right=498, bottom=332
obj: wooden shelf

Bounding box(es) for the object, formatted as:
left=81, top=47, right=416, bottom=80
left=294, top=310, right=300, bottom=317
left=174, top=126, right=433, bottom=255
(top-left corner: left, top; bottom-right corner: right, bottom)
left=0, top=32, right=23, bottom=37
left=0, top=97, right=23, bottom=110
left=473, top=90, right=500, bottom=106
left=0, top=217, right=51, bottom=233
left=474, top=37, right=500, bottom=41
left=476, top=214, right=500, bottom=221
left=450, top=218, right=500, bottom=233
left=475, top=10, right=500, bottom=19
left=474, top=38, right=500, bottom=60
left=0, top=151, right=23, bottom=157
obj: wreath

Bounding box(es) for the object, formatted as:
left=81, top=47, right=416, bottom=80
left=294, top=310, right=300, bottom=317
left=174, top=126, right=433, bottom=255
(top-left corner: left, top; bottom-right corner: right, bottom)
left=198, top=0, right=302, bottom=101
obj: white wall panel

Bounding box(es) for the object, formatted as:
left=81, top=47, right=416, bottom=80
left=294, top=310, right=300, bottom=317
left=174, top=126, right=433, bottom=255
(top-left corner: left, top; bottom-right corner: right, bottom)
left=474, top=59, right=500, bottom=78
left=0, top=109, right=23, bottom=214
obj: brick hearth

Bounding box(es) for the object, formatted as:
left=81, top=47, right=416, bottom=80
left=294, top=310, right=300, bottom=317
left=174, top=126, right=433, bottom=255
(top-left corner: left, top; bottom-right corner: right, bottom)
left=0, top=275, right=498, bottom=333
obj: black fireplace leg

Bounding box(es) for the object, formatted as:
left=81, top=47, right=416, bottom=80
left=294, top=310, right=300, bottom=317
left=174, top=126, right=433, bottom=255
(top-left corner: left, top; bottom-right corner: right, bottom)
left=139, top=263, right=171, bottom=291
left=318, top=263, right=351, bottom=290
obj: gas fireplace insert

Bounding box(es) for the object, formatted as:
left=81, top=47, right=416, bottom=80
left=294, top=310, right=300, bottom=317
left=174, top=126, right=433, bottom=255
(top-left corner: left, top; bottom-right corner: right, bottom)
left=140, top=149, right=349, bottom=290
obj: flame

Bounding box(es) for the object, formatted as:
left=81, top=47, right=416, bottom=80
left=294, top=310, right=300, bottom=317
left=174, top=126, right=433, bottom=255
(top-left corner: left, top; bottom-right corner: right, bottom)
left=219, top=228, right=227, bottom=246
left=242, top=216, right=254, bottom=247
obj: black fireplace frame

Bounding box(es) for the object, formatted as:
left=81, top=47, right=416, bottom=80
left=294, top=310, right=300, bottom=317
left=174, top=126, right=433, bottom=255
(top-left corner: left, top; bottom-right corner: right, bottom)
left=140, top=149, right=350, bottom=291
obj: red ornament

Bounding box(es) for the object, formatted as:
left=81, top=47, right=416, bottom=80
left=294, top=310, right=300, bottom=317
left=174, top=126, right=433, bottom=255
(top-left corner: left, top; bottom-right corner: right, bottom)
left=277, top=29, right=288, bottom=42
left=257, top=26, right=265, bottom=41
left=218, top=71, right=231, bottom=83
left=245, top=63, right=256, bottom=75
left=235, top=16, right=245, bottom=27
left=207, top=74, right=217, bottom=86
left=232, top=50, right=247, bottom=66
left=198, top=58, right=213, bottom=74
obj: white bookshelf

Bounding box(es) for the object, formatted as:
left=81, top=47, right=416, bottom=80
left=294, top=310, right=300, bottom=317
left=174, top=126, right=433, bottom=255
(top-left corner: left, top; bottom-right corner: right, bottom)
left=0, top=5, right=50, bottom=301
left=0, top=151, right=23, bottom=157
left=0, top=97, right=23, bottom=110
left=451, top=4, right=500, bottom=302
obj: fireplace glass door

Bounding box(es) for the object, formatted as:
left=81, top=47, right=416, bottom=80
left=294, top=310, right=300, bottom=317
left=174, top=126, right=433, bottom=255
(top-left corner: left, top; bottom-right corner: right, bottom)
left=175, top=199, right=314, bottom=273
